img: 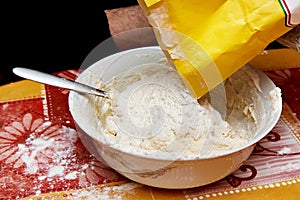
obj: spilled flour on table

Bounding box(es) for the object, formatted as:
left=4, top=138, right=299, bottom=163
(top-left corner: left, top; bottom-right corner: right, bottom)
left=70, top=182, right=142, bottom=200
left=16, top=124, right=78, bottom=176
left=277, top=146, right=292, bottom=155
left=0, top=112, right=120, bottom=197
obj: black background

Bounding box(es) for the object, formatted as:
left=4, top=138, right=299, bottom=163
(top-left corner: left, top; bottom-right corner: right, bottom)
left=1, top=0, right=285, bottom=85
left=1, top=0, right=138, bottom=85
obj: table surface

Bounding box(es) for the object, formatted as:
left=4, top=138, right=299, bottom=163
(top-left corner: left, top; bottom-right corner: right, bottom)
left=0, top=48, right=300, bottom=199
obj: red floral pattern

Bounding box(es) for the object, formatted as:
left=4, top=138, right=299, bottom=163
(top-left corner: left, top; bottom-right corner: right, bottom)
left=0, top=70, right=126, bottom=199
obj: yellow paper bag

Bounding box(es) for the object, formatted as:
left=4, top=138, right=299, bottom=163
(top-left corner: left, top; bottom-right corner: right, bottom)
left=138, top=0, right=299, bottom=98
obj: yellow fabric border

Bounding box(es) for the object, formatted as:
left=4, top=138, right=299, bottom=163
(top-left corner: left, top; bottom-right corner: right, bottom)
left=21, top=181, right=154, bottom=200
left=0, top=80, right=44, bottom=102
left=249, top=48, right=300, bottom=70
left=144, top=0, right=161, bottom=7
left=21, top=178, right=300, bottom=200
left=182, top=179, right=300, bottom=200
left=282, top=103, right=300, bottom=141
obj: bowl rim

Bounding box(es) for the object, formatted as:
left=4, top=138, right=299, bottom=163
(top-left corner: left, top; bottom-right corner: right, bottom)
left=68, top=46, right=282, bottom=162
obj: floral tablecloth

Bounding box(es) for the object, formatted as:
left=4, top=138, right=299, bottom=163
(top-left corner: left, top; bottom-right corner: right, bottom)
left=0, top=48, right=300, bottom=199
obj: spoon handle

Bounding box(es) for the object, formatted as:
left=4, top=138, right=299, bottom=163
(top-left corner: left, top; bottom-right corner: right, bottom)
left=13, top=67, right=108, bottom=98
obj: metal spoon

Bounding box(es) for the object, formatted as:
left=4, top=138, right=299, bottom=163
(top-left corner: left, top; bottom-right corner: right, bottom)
left=12, top=67, right=109, bottom=98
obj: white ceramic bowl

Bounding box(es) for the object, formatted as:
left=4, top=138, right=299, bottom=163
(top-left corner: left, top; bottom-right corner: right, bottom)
left=68, top=46, right=282, bottom=189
